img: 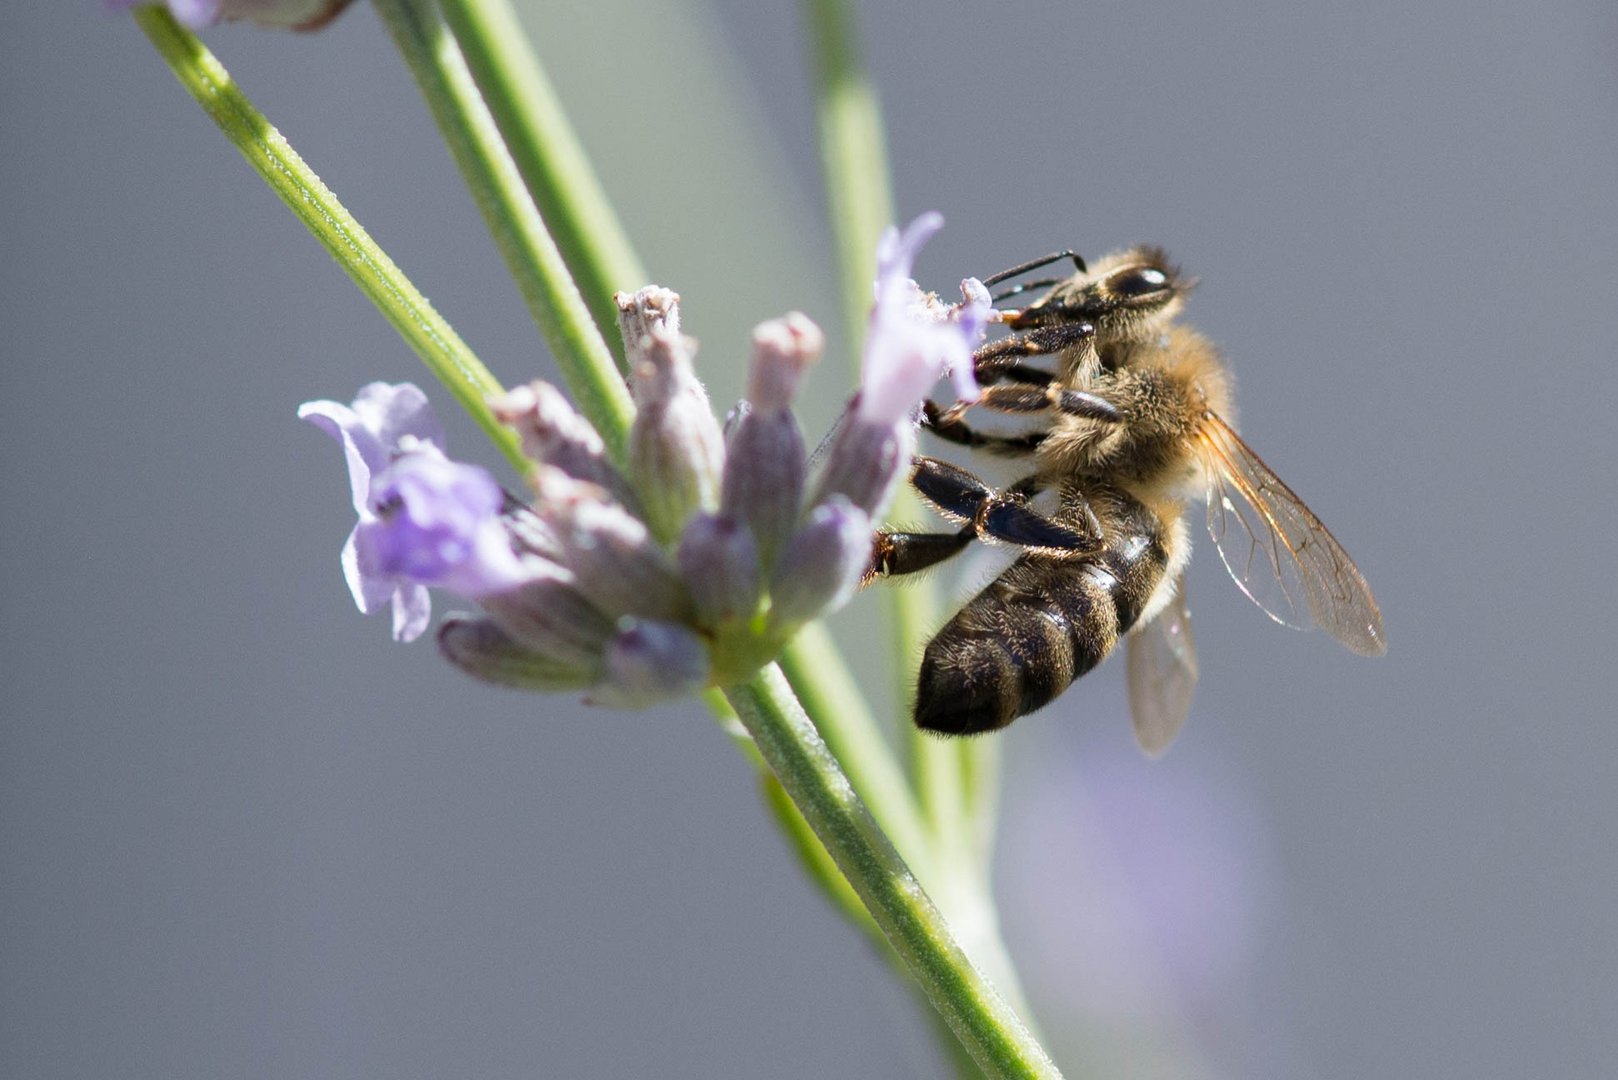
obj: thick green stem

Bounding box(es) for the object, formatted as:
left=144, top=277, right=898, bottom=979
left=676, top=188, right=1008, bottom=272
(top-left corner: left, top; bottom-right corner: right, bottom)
left=778, top=621, right=932, bottom=875
left=134, top=6, right=526, bottom=473
left=373, top=0, right=634, bottom=461
left=435, top=0, right=644, bottom=368
left=724, top=667, right=1061, bottom=1080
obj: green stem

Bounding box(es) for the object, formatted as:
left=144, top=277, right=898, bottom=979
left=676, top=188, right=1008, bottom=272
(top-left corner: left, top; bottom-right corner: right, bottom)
left=802, top=0, right=971, bottom=839
left=724, top=667, right=1061, bottom=1080
left=778, top=621, right=932, bottom=876
left=134, top=6, right=526, bottom=473
left=373, top=0, right=634, bottom=462
left=435, top=0, right=645, bottom=368
left=800, top=0, right=1028, bottom=1040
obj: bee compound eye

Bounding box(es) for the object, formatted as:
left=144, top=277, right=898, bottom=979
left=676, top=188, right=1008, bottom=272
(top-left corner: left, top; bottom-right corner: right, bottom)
left=1111, top=267, right=1170, bottom=297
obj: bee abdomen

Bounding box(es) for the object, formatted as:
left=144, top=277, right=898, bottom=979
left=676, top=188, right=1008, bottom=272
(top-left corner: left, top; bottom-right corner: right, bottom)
left=914, top=495, right=1167, bottom=736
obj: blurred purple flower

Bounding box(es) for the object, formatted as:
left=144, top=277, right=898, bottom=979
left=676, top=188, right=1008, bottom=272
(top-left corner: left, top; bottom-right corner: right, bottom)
left=107, top=0, right=354, bottom=30
left=999, top=734, right=1279, bottom=1074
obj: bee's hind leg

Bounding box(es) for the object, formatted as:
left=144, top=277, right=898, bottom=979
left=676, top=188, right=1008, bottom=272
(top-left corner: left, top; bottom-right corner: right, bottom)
left=864, top=527, right=976, bottom=584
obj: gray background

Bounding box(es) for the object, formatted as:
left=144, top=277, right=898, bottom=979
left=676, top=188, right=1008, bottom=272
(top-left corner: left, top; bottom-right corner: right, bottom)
left=4, top=1, right=1616, bottom=1077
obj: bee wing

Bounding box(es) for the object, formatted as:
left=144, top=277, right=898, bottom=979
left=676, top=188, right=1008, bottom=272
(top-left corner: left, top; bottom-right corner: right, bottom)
left=1126, top=576, right=1199, bottom=757
left=1198, top=414, right=1386, bottom=656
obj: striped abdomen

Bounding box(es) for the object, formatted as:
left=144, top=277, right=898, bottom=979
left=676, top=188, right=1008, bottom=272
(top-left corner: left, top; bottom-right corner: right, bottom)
left=915, top=486, right=1169, bottom=735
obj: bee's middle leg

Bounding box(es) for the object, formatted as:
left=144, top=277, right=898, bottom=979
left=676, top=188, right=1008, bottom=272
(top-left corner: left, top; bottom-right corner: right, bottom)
left=910, top=457, right=1098, bottom=552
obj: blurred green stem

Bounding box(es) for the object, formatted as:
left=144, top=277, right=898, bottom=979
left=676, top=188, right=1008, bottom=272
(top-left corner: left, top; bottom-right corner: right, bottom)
left=434, top=0, right=645, bottom=367
left=803, top=0, right=894, bottom=359
left=802, top=0, right=978, bottom=856
left=373, top=0, right=634, bottom=460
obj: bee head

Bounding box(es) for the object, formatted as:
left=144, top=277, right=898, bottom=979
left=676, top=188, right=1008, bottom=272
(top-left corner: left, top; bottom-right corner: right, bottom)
left=1014, top=247, right=1189, bottom=342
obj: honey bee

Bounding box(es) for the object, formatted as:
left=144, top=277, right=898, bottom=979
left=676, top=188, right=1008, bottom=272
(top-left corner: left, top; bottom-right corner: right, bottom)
left=868, top=246, right=1385, bottom=754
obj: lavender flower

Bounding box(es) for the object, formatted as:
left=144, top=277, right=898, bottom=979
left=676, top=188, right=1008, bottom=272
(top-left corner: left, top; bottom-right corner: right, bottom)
left=299, top=383, right=533, bottom=642
left=303, top=216, right=989, bottom=704
left=108, top=0, right=354, bottom=31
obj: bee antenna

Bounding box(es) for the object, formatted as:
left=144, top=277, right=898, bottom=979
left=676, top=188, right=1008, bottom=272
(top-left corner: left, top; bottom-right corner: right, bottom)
left=990, top=277, right=1065, bottom=305
left=981, top=249, right=1088, bottom=288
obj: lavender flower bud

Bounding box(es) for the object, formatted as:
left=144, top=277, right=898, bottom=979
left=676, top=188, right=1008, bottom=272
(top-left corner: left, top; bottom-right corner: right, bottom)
left=677, top=514, right=762, bottom=626
left=812, top=416, right=916, bottom=522
left=767, top=496, right=871, bottom=630
left=491, top=381, right=636, bottom=506
left=617, top=288, right=724, bottom=541
left=720, top=315, right=819, bottom=567
left=477, top=566, right=617, bottom=670
left=588, top=619, right=711, bottom=709
left=532, top=466, right=691, bottom=623
left=437, top=616, right=599, bottom=691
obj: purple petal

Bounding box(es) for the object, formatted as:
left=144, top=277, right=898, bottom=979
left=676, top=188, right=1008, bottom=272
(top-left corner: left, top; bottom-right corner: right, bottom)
left=344, top=517, right=433, bottom=642
left=168, top=0, right=224, bottom=26
left=874, top=212, right=944, bottom=309
left=857, top=317, right=972, bottom=424
left=390, top=583, right=432, bottom=643
left=366, top=449, right=532, bottom=598
left=342, top=521, right=396, bottom=615
left=350, top=381, right=444, bottom=454
left=300, top=399, right=386, bottom=516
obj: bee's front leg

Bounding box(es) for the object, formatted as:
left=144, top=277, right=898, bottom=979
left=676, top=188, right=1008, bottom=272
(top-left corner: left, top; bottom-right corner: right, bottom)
left=970, top=320, right=1096, bottom=385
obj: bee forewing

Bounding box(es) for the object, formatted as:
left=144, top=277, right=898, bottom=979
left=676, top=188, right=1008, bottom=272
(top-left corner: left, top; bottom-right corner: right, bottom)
left=1127, top=577, right=1199, bottom=757
left=1198, top=416, right=1386, bottom=656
